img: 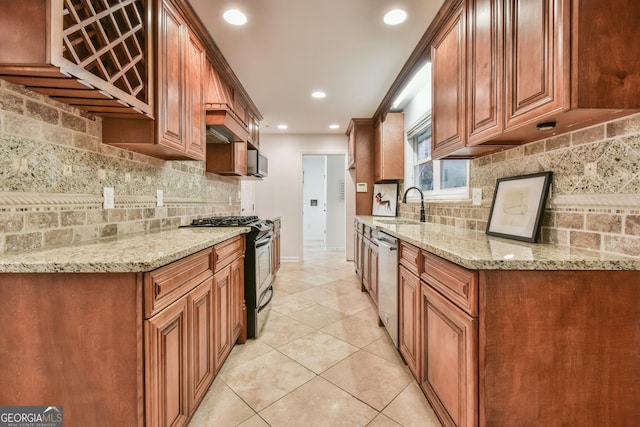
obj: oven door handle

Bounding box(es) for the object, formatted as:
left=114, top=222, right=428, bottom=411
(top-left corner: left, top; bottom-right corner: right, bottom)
left=257, top=285, right=274, bottom=313
left=255, top=232, right=273, bottom=248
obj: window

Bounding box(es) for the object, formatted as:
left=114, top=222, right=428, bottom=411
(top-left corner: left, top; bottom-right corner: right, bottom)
left=407, top=116, right=468, bottom=200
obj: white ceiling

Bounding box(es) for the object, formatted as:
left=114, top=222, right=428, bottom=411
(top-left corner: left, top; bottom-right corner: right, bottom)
left=188, top=0, right=444, bottom=135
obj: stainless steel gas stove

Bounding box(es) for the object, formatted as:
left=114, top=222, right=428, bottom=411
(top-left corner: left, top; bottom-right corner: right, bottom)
left=184, top=215, right=274, bottom=338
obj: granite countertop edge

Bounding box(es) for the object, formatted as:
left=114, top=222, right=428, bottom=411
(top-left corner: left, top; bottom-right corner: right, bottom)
left=0, top=227, right=250, bottom=273
left=356, top=216, right=640, bottom=271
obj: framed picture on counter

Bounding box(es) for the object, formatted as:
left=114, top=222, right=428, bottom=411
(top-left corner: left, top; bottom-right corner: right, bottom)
left=372, top=182, right=398, bottom=217
left=486, top=171, right=553, bottom=243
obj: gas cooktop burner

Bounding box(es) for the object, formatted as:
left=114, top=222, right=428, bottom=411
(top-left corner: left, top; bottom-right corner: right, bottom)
left=189, top=215, right=260, bottom=227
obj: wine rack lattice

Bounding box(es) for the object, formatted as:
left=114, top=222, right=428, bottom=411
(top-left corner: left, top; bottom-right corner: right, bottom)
left=61, top=0, right=147, bottom=105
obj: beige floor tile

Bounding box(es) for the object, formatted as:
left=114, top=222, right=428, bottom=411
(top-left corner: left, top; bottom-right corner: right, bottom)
left=274, top=277, right=317, bottom=295
left=237, top=414, right=270, bottom=427
left=188, top=378, right=255, bottom=426
left=259, top=376, right=378, bottom=427
left=321, top=278, right=362, bottom=295
left=367, top=413, right=402, bottom=426
left=321, top=315, right=386, bottom=348
left=220, top=351, right=315, bottom=411
left=320, top=289, right=375, bottom=315
left=218, top=338, right=274, bottom=373
left=321, top=350, right=412, bottom=411
left=352, top=304, right=382, bottom=323
left=362, top=335, right=405, bottom=366
left=285, top=303, right=349, bottom=329
left=278, top=330, right=359, bottom=374
left=271, top=293, right=315, bottom=315
left=382, top=382, right=442, bottom=427
left=292, top=286, right=339, bottom=303
left=298, top=273, right=336, bottom=286
left=256, top=311, right=315, bottom=348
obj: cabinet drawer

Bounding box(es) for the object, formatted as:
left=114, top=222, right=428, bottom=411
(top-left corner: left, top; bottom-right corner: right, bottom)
left=213, top=235, right=245, bottom=272
left=145, top=248, right=214, bottom=318
left=399, top=241, right=421, bottom=276
left=421, top=252, right=478, bottom=317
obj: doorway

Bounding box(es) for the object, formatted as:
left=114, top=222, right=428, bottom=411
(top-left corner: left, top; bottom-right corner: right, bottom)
left=302, top=154, right=346, bottom=252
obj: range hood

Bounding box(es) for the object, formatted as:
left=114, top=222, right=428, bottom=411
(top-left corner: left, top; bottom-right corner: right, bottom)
left=205, top=103, right=249, bottom=144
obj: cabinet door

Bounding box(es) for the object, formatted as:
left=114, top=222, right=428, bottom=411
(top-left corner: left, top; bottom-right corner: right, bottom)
left=504, top=0, right=569, bottom=129
left=369, top=241, right=379, bottom=306
left=399, top=265, right=420, bottom=379
left=185, top=30, right=206, bottom=160
left=188, top=279, right=214, bottom=412
left=374, top=112, right=404, bottom=182
left=213, top=265, right=231, bottom=372
left=234, top=141, right=248, bottom=175
left=230, top=256, right=245, bottom=343
left=145, top=296, right=189, bottom=427
left=157, top=0, right=186, bottom=151
left=467, top=0, right=503, bottom=145
left=421, top=283, right=478, bottom=427
left=355, top=229, right=363, bottom=279
left=362, top=237, right=371, bottom=292
left=432, top=6, right=466, bottom=158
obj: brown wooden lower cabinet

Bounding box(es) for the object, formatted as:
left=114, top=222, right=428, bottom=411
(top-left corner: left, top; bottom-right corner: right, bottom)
left=396, top=245, right=640, bottom=427
left=398, top=264, right=421, bottom=379
left=145, top=294, right=190, bottom=427
left=0, top=235, right=246, bottom=427
left=421, top=282, right=477, bottom=427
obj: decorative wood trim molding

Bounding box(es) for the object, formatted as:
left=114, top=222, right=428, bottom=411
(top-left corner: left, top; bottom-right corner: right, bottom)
left=0, top=192, right=229, bottom=207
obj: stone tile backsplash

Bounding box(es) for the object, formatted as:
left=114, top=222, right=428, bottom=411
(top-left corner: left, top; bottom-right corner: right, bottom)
left=400, top=112, right=640, bottom=258
left=0, top=79, right=240, bottom=254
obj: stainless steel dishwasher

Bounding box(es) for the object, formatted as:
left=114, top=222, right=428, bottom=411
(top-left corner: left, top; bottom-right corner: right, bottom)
left=376, top=231, right=399, bottom=348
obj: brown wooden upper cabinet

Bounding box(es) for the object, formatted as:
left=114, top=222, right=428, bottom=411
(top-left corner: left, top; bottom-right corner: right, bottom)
left=433, top=0, right=640, bottom=159
left=374, top=112, right=405, bottom=182
left=0, top=0, right=152, bottom=117
left=102, top=0, right=206, bottom=160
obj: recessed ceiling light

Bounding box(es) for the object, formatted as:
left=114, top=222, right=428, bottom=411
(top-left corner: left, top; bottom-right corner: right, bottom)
left=223, top=9, right=247, bottom=26
left=329, top=124, right=339, bottom=129
left=277, top=124, right=288, bottom=130
left=384, top=9, right=407, bottom=25
left=311, top=91, right=326, bottom=99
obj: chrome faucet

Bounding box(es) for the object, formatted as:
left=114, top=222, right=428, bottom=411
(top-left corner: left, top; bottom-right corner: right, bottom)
left=402, top=186, right=425, bottom=222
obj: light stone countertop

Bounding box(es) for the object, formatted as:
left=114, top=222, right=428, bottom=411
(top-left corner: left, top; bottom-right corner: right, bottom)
left=357, top=216, right=640, bottom=271
left=0, top=227, right=249, bottom=273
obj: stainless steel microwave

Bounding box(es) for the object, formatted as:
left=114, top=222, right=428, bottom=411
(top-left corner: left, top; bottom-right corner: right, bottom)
left=247, top=150, right=268, bottom=178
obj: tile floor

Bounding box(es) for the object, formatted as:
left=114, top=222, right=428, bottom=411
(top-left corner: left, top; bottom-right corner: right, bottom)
left=188, top=241, right=442, bottom=427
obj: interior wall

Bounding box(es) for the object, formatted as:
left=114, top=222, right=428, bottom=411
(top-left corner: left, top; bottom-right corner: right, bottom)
left=0, top=80, right=240, bottom=254
left=254, top=133, right=348, bottom=262
left=325, top=154, right=346, bottom=251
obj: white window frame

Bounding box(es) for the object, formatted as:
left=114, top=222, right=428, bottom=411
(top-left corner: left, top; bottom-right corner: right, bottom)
left=404, top=115, right=470, bottom=202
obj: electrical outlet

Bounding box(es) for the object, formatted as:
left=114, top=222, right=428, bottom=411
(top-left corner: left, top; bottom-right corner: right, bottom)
left=472, top=188, right=482, bottom=206
left=63, top=164, right=72, bottom=176
left=103, top=187, right=115, bottom=209
left=19, top=158, right=28, bottom=172
left=125, top=172, right=131, bottom=182
left=98, top=169, right=106, bottom=180
left=156, top=189, right=163, bottom=207
left=584, top=162, right=597, bottom=176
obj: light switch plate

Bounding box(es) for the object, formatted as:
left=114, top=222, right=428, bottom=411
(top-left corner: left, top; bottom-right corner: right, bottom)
left=356, top=183, right=368, bottom=193
left=103, top=187, right=115, bottom=209
left=472, top=188, right=482, bottom=206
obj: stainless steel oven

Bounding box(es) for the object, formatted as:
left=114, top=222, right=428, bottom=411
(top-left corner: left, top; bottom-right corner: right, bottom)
left=183, top=215, right=274, bottom=338
left=253, top=229, right=273, bottom=336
